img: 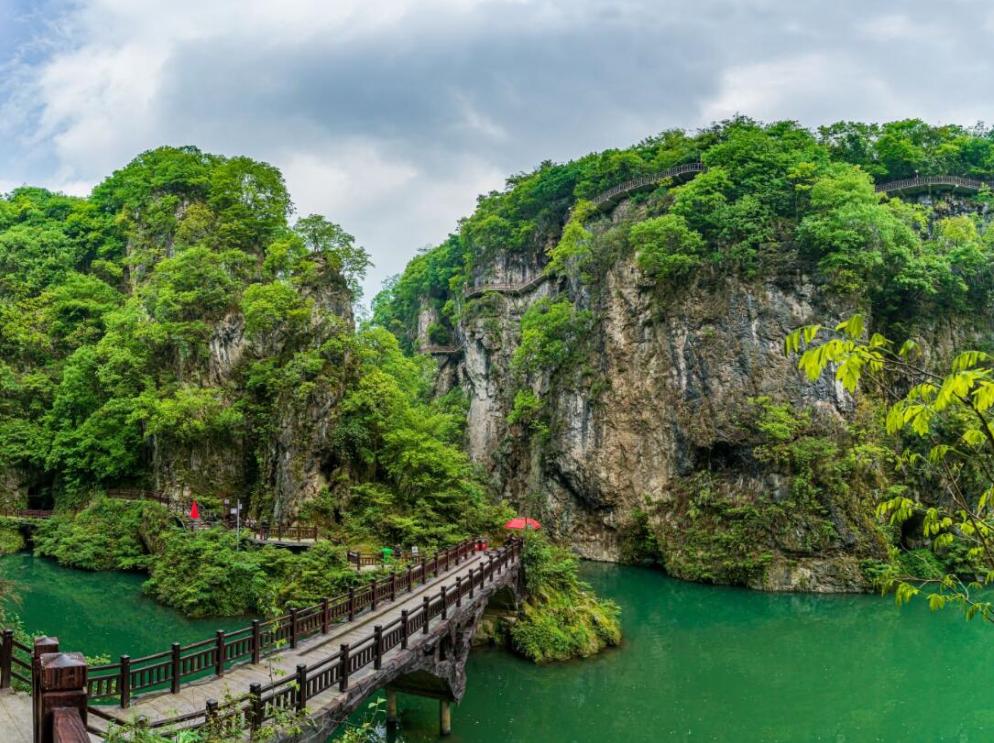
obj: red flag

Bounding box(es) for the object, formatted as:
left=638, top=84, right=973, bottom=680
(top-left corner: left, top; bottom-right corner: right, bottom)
left=190, top=500, right=200, bottom=520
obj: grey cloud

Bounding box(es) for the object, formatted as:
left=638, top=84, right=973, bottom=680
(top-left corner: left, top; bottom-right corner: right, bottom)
left=4, top=0, right=994, bottom=299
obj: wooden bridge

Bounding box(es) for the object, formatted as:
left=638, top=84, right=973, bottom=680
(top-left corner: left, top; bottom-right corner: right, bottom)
left=0, top=537, right=523, bottom=742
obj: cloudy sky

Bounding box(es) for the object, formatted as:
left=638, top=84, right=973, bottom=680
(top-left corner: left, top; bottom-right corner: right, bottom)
left=1, top=0, right=992, bottom=301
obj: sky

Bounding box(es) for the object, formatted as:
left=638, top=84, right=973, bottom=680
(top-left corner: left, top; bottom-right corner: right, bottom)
left=2, top=0, right=994, bottom=302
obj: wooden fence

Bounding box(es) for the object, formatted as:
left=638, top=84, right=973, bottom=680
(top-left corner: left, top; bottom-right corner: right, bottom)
left=17, top=538, right=484, bottom=710
left=85, top=538, right=521, bottom=738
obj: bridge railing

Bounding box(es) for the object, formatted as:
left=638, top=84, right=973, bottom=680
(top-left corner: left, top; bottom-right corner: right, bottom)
left=876, top=174, right=991, bottom=193
left=0, top=508, right=55, bottom=520
left=587, top=161, right=705, bottom=208
left=0, top=630, right=33, bottom=689
left=79, top=537, right=483, bottom=709
left=84, top=538, right=521, bottom=738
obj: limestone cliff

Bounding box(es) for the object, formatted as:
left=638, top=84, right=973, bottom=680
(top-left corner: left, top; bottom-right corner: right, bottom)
left=412, top=190, right=991, bottom=592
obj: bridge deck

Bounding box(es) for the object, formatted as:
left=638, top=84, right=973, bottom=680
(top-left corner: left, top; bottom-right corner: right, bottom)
left=87, top=551, right=492, bottom=736
left=0, top=690, right=33, bottom=743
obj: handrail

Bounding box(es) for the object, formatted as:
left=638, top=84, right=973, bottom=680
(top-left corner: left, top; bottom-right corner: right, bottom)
left=0, top=508, right=54, bottom=519
left=587, top=161, right=706, bottom=208
left=463, top=273, right=549, bottom=300
left=76, top=537, right=485, bottom=708
left=110, top=538, right=523, bottom=738
left=877, top=175, right=991, bottom=193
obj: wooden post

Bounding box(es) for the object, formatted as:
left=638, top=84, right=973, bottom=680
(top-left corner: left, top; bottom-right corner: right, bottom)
left=289, top=609, right=299, bottom=649
left=455, top=577, right=462, bottom=608
left=406, top=565, right=413, bottom=592
left=348, top=588, right=355, bottom=621
left=249, top=682, right=263, bottom=731
left=401, top=611, right=409, bottom=650
left=215, top=630, right=226, bottom=677
left=469, top=568, right=475, bottom=599
left=422, top=597, right=431, bottom=634
left=33, top=637, right=60, bottom=743
left=321, top=598, right=330, bottom=634
left=338, top=644, right=350, bottom=692
left=119, top=655, right=131, bottom=709
left=371, top=582, right=378, bottom=612
left=439, top=699, right=452, bottom=736
left=37, top=650, right=88, bottom=743
left=295, top=664, right=308, bottom=712
left=391, top=572, right=397, bottom=602
left=251, top=620, right=261, bottom=664
left=440, top=586, right=448, bottom=619
left=0, top=628, right=12, bottom=689
left=374, top=626, right=383, bottom=670
left=205, top=698, right=219, bottom=729
left=170, top=643, right=181, bottom=694
left=421, top=558, right=427, bottom=583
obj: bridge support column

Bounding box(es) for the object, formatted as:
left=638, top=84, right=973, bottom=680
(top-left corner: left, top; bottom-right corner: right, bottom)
left=386, top=688, right=398, bottom=729
left=439, top=699, right=452, bottom=736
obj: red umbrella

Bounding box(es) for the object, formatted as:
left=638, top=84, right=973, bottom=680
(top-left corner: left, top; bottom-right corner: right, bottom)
left=504, top=517, right=541, bottom=531
left=190, top=500, right=200, bottom=520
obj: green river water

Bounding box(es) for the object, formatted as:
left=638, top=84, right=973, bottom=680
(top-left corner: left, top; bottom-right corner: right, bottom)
left=4, top=554, right=994, bottom=741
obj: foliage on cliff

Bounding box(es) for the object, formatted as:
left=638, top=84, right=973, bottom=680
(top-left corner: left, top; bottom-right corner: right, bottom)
left=375, top=118, right=994, bottom=350
left=33, top=499, right=172, bottom=570
left=789, top=316, right=994, bottom=619
left=511, top=535, right=621, bottom=663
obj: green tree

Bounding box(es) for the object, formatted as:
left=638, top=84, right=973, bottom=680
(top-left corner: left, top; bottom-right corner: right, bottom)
left=788, top=316, right=994, bottom=620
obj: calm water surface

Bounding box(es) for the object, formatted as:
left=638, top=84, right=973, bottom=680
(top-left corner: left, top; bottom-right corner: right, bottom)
left=0, top=553, right=249, bottom=659
left=4, top=554, right=994, bottom=741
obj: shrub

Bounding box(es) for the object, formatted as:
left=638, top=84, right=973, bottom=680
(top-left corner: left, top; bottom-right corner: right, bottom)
left=510, top=535, right=621, bottom=663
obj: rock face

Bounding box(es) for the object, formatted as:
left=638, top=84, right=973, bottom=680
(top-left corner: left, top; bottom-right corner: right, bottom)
left=430, top=207, right=899, bottom=592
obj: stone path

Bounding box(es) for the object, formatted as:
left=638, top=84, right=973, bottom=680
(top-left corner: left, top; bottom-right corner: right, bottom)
left=89, top=551, right=493, bottom=735
left=0, top=690, right=34, bottom=743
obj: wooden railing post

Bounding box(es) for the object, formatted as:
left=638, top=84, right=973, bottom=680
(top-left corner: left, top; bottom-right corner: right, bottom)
left=0, top=629, right=12, bottom=689
left=374, top=626, right=383, bottom=670
left=295, top=664, right=308, bottom=712
left=289, top=609, right=298, bottom=649
left=251, top=620, right=261, bottom=664
left=338, top=644, right=350, bottom=692
left=391, top=572, right=397, bottom=602
left=249, top=682, right=263, bottom=731
left=321, top=598, right=330, bottom=634
left=348, top=589, right=355, bottom=621
left=401, top=611, right=409, bottom=650
left=215, top=630, right=226, bottom=677
left=119, top=655, right=131, bottom=709
left=440, top=586, right=448, bottom=619
left=423, top=597, right=431, bottom=634
left=170, top=643, right=181, bottom=694
left=455, top=577, right=462, bottom=608
left=420, top=558, right=427, bottom=583
left=37, top=649, right=88, bottom=743
left=469, top=568, right=475, bottom=599
left=371, top=583, right=378, bottom=612
left=406, top=566, right=413, bottom=593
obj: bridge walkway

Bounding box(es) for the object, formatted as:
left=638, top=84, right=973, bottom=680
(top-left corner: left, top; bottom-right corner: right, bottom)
left=87, top=550, right=492, bottom=735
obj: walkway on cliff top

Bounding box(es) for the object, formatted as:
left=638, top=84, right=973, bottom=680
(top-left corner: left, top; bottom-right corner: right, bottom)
left=81, top=544, right=517, bottom=739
